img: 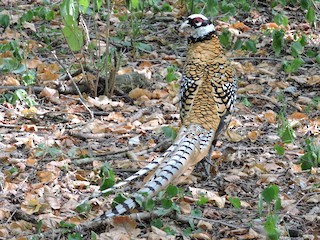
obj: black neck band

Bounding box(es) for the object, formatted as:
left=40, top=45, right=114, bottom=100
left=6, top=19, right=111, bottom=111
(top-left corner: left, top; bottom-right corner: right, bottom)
left=188, top=31, right=216, bottom=43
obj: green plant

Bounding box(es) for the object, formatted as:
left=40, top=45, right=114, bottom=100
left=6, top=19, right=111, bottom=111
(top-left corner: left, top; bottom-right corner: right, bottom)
left=161, top=126, right=178, bottom=142
left=240, top=96, right=252, bottom=108
left=0, top=40, right=25, bottom=73
left=299, top=138, right=320, bottom=170
left=99, top=163, right=116, bottom=192
left=258, top=185, right=281, bottom=240
left=35, top=143, right=64, bottom=159
left=166, top=65, right=179, bottom=83
left=229, top=196, right=241, bottom=209
left=0, top=89, right=36, bottom=107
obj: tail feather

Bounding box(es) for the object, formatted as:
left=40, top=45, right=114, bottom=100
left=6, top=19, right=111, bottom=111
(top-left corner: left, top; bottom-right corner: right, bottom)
left=99, top=124, right=215, bottom=219
left=100, top=128, right=191, bottom=195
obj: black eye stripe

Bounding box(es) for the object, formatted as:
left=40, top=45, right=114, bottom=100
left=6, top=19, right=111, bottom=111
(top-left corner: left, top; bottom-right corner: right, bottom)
left=188, top=17, right=210, bottom=27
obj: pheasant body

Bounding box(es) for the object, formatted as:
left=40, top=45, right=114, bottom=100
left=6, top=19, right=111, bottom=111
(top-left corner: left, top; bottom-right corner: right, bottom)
left=78, top=14, right=237, bottom=228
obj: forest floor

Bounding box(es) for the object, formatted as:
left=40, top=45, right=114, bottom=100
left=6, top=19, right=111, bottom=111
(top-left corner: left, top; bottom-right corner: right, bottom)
left=0, top=0, right=320, bottom=239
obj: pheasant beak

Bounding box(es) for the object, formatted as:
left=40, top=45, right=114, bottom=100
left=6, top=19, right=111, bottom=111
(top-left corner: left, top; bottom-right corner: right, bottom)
left=179, top=20, right=190, bottom=32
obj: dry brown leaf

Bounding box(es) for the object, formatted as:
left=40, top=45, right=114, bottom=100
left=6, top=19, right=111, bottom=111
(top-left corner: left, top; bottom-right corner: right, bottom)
left=291, top=164, right=303, bottom=174
left=27, top=58, right=42, bottom=68
left=306, top=75, right=320, bottom=85
left=36, top=171, right=55, bottom=183
left=261, top=22, right=282, bottom=30
left=149, top=226, right=175, bottom=240
left=237, top=84, right=264, bottom=94
left=0, top=227, right=9, bottom=238
left=190, top=232, right=211, bottom=240
left=223, top=174, right=241, bottom=182
left=230, top=21, right=251, bottom=31
left=179, top=200, right=191, bottom=215
left=20, top=124, right=38, bottom=132
left=44, top=186, right=61, bottom=210
left=21, top=106, right=38, bottom=118
left=3, top=76, right=20, bottom=86
left=211, top=150, right=222, bottom=159
left=112, top=216, right=137, bottom=229
left=189, top=187, right=225, bottom=208
left=247, top=131, right=259, bottom=142
left=197, top=220, right=213, bottom=230
left=106, top=112, right=125, bottom=122
left=225, top=129, right=243, bottom=142
left=21, top=198, right=43, bottom=214
left=289, top=112, right=308, bottom=120
left=128, top=87, right=152, bottom=99
left=264, top=110, right=277, bottom=124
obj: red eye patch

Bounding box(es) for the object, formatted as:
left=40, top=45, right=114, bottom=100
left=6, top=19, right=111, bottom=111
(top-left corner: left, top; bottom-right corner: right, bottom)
left=194, top=17, right=203, bottom=23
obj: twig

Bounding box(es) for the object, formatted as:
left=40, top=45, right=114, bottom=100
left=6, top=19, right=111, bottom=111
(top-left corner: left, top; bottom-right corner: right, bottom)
left=291, top=192, right=320, bottom=210
left=175, top=214, right=249, bottom=229
left=0, top=86, right=45, bottom=92
left=230, top=57, right=283, bottom=62
left=51, top=51, right=94, bottom=119
left=135, top=138, right=171, bottom=156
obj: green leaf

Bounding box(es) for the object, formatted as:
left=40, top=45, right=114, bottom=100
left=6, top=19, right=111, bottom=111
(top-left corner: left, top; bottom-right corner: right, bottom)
left=183, top=227, right=192, bottom=236
left=273, top=143, right=285, bottom=156
left=229, top=196, right=241, bottom=209
left=131, top=0, right=139, bottom=9
left=301, top=0, right=311, bottom=10
left=143, top=198, right=155, bottom=211
left=274, top=12, right=288, bottom=26
left=241, top=96, right=252, bottom=107
left=62, top=25, right=84, bottom=51
left=91, top=231, right=97, bottom=240
left=234, top=39, right=243, bottom=50
left=163, top=227, right=176, bottom=235
left=219, top=29, right=232, bottom=49
left=264, top=215, right=280, bottom=239
left=76, top=203, right=92, bottom=213
left=112, top=194, right=127, bottom=207
left=166, top=185, right=178, bottom=198
left=25, top=97, right=36, bottom=107
left=316, top=54, right=320, bottom=64
left=245, top=40, right=257, bottom=53
left=306, top=6, right=315, bottom=24
left=275, top=197, right=281, bottom=211
left=136, top=42, right=153, bottom=52
left=0, top=14, right=10, bottom=28
left=161, top=198, right=173, bottom=209
left=262, top=185, right=279, bottom=204
left=94, top=0, right=103, bottom=11
left=59, top=221, right=76, bottom=228
left=290, top=41, right=303, bottom=57
left=99, top=163, right=115, bottom=191
left=272, top=30, right=284, bottom=56
left=196, top=196, right=209, bottom=206
left=161, top=126, right=177, bottom=141
left=67, top=232, right=83, bottom=240
left=151, top=218, right=163, bottom=228
left=79, top=0, right=90, bottom=13
left=36, top=220, right=43, bottom=234
left=60, top=0, right=79, bottom=26
left=22, top=70, right=37, bottom=86
left=299, top=34, right=308, bottom=46
left=283, top=57, right=304, bottom=73
left=166, top=66, right=179, bottom=83
left=12, top=89, right=27, bottom=104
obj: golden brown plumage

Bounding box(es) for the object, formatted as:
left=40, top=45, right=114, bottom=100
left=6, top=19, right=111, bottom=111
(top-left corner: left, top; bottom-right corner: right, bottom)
left=77, top=14, right=237, bottom=228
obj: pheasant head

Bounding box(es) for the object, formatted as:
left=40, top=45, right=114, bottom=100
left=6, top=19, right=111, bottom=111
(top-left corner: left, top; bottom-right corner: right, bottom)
left=180, top=14, right=215, bottom=41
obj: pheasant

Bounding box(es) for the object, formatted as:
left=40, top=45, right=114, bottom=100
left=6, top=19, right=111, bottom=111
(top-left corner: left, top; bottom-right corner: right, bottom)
left=79, top=14, right=237, bottom=227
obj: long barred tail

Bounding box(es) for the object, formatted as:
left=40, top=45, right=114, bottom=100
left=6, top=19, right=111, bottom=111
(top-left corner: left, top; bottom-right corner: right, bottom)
left=98, top=127, right=191, bottom=196
left=98, top=124, right=215, bottom=219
